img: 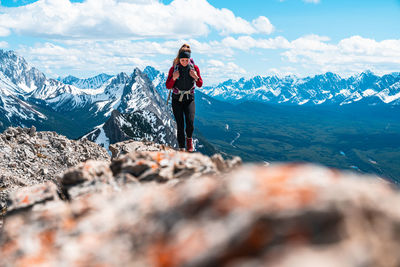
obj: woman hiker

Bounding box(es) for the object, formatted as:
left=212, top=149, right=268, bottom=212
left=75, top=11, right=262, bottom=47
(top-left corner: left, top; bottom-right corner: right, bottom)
left=166, top=44, right=203, bottom=152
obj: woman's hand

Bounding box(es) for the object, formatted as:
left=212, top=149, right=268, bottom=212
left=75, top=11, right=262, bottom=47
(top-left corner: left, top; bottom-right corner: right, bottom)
left=190, top=69, right=199, bottom=81
left=173, top=70, right=180, bottom=81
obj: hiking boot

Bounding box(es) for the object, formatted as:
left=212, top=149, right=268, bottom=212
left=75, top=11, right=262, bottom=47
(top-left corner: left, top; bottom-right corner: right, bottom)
left=186, top=137, right=194, bottom=152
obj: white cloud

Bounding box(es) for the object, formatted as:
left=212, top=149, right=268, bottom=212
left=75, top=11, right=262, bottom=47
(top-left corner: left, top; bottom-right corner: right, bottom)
left=14, top=38, right=238, bottom=79
left=208, top=59, right=225, bottom=67
left=252, top=16, right=275, bottom=35
left=282, top=35, right=400, bottom=76
left=203, top=59, right=246, bottom=84
left=221, top=36, right=290, bottom=50
left=17, top=41, right=160, bottom=77
left=0, top=41, right=8, bottom=48
left=186, top=34, right=400, bottom=79
left=180, top=39, right=235, bottom=57
left=268, top=66, right=296, bottom=77
left=289, top=34, right=333, bottom=51
left=0, top=26, right=10, bottom=36
left=0, top=0, right=274, bottom=39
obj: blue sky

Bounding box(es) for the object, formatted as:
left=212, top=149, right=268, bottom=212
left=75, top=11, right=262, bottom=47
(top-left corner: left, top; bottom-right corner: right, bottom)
left=0, top=0, right=399, bottom=84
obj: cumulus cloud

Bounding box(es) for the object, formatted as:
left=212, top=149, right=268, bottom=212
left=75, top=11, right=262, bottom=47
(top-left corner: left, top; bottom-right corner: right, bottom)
left=282, top=35, right=400, bottom=76
left=17, top=41, right=160, bottom=76
left=0, top=0, right=274, bottom=39
left=208, top=59, right=225, bottom=67
left=268, top=66, right=297, bottom=77
left=252, top=16, right=275, bottom=34
left=203, top=59, right=246, bottom=84
left=0, top=26, right=11, bottom=37
left=196, top=34, right=400, bottom=78
left=288, top=34, right=333, bottom=51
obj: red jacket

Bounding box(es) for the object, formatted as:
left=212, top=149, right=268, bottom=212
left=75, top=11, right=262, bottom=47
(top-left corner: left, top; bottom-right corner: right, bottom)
left=166, top=64, right=203, bottom=89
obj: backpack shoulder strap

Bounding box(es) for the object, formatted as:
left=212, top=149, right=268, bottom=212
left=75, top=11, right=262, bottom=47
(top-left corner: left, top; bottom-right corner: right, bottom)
left=189, top=58, right=195, bottom=71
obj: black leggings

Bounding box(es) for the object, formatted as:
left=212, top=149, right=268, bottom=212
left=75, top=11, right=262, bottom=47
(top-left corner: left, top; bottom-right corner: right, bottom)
left=172, top=98, right=195, bottom=148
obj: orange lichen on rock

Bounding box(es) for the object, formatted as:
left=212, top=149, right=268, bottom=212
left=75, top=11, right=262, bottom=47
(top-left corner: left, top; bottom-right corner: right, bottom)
left=150, top=228, right=207, bottom=267
left=1, top=239, right=18, bottom=257
left=15, top=230, right=56, bottom=267
left=62, top=216, right=77, bottom=231
left=17, top=254, right=48, bottom=267
left=83, top=161, right=93, bottom=171
left=21, top=195, right=30, bottom=204
left=152, top=152, right=165, bottom=163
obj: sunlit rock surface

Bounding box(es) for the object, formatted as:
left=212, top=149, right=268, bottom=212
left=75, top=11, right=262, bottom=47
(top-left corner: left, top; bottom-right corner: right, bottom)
left=2, top=158, right=398, bottom=267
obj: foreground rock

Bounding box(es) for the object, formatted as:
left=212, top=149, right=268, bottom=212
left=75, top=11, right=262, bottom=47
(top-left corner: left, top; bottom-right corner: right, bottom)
left=60, top=149, right=241, bottom=200
left=109, top=139, right=176, bottom=159
left=0, top=126, right=110, bottom=211
left=1, top=162, right=399, bottom=267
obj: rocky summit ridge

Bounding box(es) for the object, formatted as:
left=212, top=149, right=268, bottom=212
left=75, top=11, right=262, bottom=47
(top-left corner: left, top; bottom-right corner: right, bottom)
left=0, top=126, right=110, bottom=209
left=1, top=127, right=400, bottom=267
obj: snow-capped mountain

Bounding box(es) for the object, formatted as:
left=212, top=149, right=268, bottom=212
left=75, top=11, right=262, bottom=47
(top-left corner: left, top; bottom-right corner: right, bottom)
left=0, top=50, right=177, bottom=147
left=82, top=109, right=178, bottom=153
left=143, top=66, right=169, bottom=101
left=200, top=71, right=400, bottom=105
left=81, top=68, right=183, bottom=151
left=58, top=73, right=114, bottom=89
left=0, top=49, right=46, bottom=94
left=0, top=65, right=47, bottom=129
left=26, top=64, right=174, bottom=124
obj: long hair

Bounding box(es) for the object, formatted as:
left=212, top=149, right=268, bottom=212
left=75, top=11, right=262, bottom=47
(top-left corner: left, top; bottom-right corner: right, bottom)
left=173, top=43, right=191, bottom=66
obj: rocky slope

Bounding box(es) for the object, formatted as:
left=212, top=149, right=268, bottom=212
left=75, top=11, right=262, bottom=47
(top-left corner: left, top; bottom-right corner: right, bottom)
left=0, top=126, right=110, bottom=211
left=82, top=109, right=178, bottom=151
left=1, top=127, right=400, bottom=267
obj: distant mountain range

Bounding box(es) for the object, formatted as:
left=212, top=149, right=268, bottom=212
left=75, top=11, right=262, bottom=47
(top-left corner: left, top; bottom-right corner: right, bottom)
left=141, top=65, right=400, bottom=106
left=200, top=71, right=400, bottom=106
left=57, top=73, right=114, bottom=89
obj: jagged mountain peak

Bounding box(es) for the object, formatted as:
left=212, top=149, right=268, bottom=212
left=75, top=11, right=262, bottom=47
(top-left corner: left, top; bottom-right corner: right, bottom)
left=391, top=72, right=400, bottom=77
left=112, top=72, right=129, bottom=84
left=131, top=67, right=142, bottom=76
left=221, top=79, right=235, bottom=86
left=60, top=72, right=114, bottom=89
left=0, top=49, right=46, bottom=94
left=82, top=107, right=178, bottom=152
left=127, top=67, right=151, bottom=86
left=119, top=68, right=166, bottom=115
left=143, top=66, right=161, bottom=81
left=59, top=75, right=79, bottom=83
left=361, top=69, right=375, bottom=76
left=0, top=49, right=19, bottom=60
left=322, top=72, right=341, bottom=79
